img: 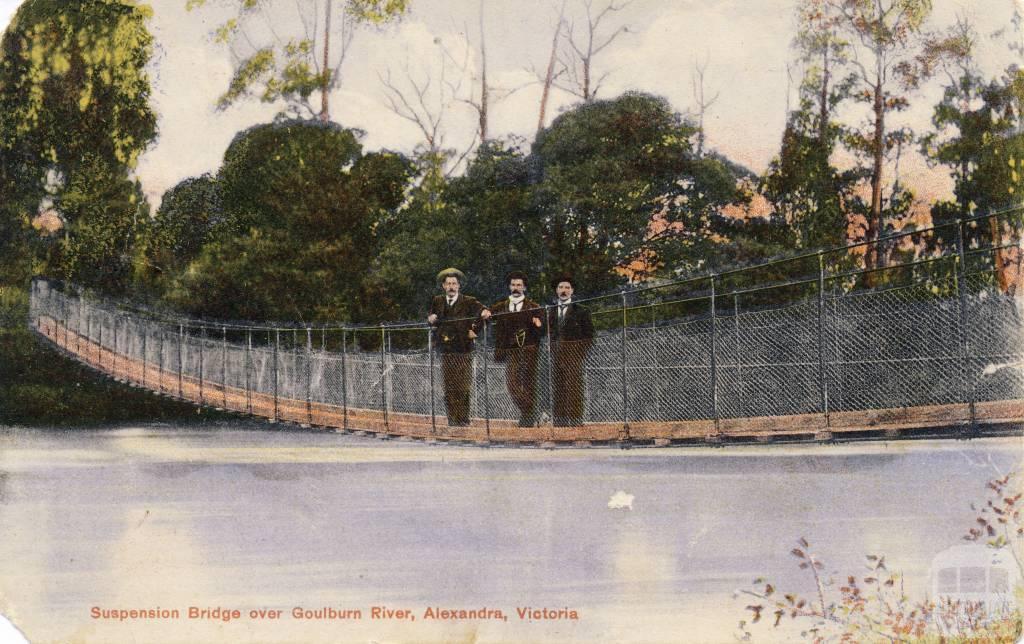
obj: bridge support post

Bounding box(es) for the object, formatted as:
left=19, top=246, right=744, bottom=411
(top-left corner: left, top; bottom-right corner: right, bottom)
left=62, top=291, right=69, bottom=351
left=380, top=326, right=389, bottom=432
left=272, top=329, right=279, bottom=423
left=483, top=321, right=490, bottom=441
left=112, top=314, right=118, bottom=378
left=619, top=292, right=630, bottom=441
left=341, top=330, right=348, bottom=430
left=98, top=314, right=104, bottom=371
left=142, top=318, right=148, bottom=388
left=76, top=297, right=83, bottom=355
left=121, top=315, right=127, bottom=381
left=199, top=326, right=205, bottom=405
left=306, top=326, right=313, bottom=426
left=245, top=330, right=252, bottom=415
left=733, top=293, right=744, bottom=418
left=545, top=304, right=555, bottom=433
left=954, top=219, right=978, bottom=432
left=651, top=305, right=661, bottom=420
left=831, top=292, right=844, bottom=412
left=222, top=325, right=228, bottom=410
left=428, top=327, right=436, bottom=434
left=709, top=276, right=721, bottom=439
left=817, top=253, right=830, bottom=428
left=177, top=324, right=184, bottom=399
left=158, top=326, right=164, bottom=394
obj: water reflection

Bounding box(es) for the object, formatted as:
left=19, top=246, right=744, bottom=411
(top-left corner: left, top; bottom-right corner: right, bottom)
left=0, top=424, right=1020, bottom=643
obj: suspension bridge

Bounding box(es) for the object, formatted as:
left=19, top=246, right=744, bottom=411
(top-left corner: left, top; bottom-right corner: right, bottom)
left=27, top=209, right=1024, bottom=446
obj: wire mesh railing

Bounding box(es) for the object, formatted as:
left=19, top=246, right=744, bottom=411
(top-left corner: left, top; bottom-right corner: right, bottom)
left=27, top=208, right=1024, bottom=443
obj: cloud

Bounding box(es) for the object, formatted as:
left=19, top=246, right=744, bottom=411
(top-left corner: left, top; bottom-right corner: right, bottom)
left=600, top=1, right=796, bottom=171
left=12, top=0, right=1021, bottom=210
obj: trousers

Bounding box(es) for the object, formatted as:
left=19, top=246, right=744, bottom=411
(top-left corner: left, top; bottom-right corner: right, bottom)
left=441, top=352, right=472, bottom=426
left=505, top=346, right=539, bottom=426
left=552, top=342, right=587, bottom=426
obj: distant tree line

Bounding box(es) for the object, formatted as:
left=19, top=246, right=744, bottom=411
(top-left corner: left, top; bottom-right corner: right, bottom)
left=1, top=0, right=1022, bottom=327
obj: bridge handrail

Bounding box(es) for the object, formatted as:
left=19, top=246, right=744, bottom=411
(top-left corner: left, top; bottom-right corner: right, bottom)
left=33, top=205, right=1024, bottom=333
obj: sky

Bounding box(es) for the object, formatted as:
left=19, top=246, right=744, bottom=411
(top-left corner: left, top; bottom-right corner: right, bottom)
left=0, top=0, right=1021, bottom=210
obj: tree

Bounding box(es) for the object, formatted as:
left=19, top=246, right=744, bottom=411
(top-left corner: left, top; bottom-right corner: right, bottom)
left=642, top=152, right=771, bottom=281
left=532, top=92, right=751, bottom=292
left=827, top=0, right=936, bottom=273
left=369, top=137, right=543, bottom=318
left=0, top=0, right=158, bottom=292
left=794, top=0, right=851, bottom=144
left=534, top=0, right=631, bottom=134
left=0, top=138, right=40, bottom=287
left=138, top=174, right=224, bottom=294
left=762, top=106, right=863, bottom=252
left=168, top=120, right=412, bottom=322
left=690, top=56, right=719, bottom=158
left=442, top=138, right=546, bottom=300
left=51, top=154, right=149, bottom=294
left=555, top=0, right=631, bottom=102
left=187, top=0, right=409, bottom=120
left=761, top=0, right=861, bottom=252
left=537, top=0, right=568, bottom=136
left=922, top=18, right=1024, bottom=293
left=445, top=0, right=506, bottom=144
left=218, top=119, right=406, bottom=234
left=378, top=41, right=475, bottom=181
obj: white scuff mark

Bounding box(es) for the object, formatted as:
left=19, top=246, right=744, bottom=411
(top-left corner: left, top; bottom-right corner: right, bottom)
left=981, top=361, right=1022, bottom=377
left=0, top=614, right=29, bottom=644
left=608, top=490, right=635, bottom=510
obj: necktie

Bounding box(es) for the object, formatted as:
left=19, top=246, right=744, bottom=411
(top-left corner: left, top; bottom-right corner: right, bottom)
left=513, top=302, right=520, bottom=312
left=559, top=305, right=567, bottom=322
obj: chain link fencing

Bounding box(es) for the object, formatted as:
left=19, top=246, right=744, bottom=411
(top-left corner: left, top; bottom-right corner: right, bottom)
left=27, top=209, right=1024, bottom=442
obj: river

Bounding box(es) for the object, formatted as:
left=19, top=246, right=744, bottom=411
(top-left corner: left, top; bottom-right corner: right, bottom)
left=0, top=422, right=1020, bottom=643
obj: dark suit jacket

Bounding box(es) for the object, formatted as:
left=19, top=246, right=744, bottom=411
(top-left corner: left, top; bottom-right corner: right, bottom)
left=491, top=297, right=544, bottom=361
left=429, top=294, right=487, bottom=354
left=548, top=301, right=595, bottom=349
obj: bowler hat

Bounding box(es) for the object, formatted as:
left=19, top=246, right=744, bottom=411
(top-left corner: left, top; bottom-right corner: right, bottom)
left=551, top=273, right=575, bottom=290
left=505, top=270, right=528, bottom=286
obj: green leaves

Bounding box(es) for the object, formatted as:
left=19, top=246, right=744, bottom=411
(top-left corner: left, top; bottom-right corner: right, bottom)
left=190, top=0, right=409, bottom=117
left=0, top=0, right=157, bottom=292
left=157, top=120, right=412, bottom=323
left=218, top=48, right=275, bottom=109
left=346, top=0, right=411, bottom=24
left=533, top=92, right=748, bottom=289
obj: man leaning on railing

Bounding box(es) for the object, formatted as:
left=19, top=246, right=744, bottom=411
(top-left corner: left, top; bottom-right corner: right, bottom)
left=427, top=268, right=490, bottom=427
left=490, top=271, right=545, bottom=427
left=547, top=273, right=594, bottom=427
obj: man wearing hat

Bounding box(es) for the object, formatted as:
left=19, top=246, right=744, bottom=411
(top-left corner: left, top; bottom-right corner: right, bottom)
left=428, top=268, right=491, bottom=426
left=490, top=271, right=544, bottom=427
left=547, top=274, right=594, bottom=427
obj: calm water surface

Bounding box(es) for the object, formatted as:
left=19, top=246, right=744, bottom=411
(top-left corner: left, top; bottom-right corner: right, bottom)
left=0, top=423, right=1020, bottom=643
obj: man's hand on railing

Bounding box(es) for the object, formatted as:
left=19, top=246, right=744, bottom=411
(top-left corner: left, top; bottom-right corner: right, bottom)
left=427, top=313, right=438, bottom=325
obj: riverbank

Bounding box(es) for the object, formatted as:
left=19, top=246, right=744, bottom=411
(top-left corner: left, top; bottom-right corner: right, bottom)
left=0, top=285, right=224, bottom=427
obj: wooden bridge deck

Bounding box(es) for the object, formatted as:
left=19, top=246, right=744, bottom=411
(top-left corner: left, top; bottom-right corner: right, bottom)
left=33, top=316, right=1024, bottom=446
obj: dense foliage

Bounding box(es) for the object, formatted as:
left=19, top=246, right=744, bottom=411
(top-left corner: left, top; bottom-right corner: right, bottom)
left=1, top=0, right=1020, bottom=325
left=154, top=120, right=413, bottom=323
left=0, top=0, right=157, bottom=293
